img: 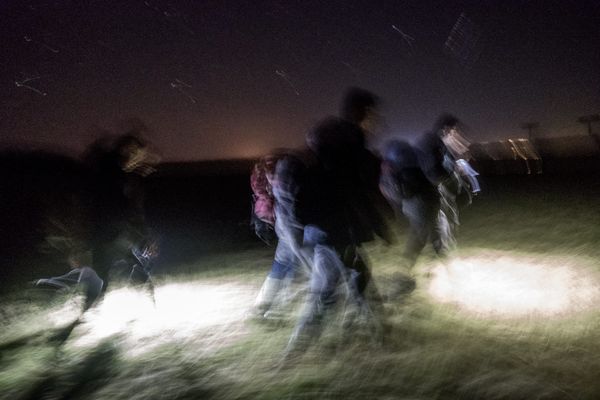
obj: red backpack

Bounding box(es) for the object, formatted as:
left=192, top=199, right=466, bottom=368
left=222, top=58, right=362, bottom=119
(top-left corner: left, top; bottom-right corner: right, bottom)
left=250, top=156, right=277, bottom=225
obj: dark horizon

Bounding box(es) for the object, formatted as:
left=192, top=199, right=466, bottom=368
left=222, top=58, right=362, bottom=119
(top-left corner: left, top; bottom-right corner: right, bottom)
left=1, top=0, right=599, bottom=161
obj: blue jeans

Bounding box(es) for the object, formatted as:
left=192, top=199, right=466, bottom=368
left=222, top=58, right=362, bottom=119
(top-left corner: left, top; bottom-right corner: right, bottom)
left=286, top=225, right=356, bottom=351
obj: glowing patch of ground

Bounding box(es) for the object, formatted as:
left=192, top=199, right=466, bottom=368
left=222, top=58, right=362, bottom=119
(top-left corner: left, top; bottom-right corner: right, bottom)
left=427, top=251, right=600, bottom=318
left=66, top=281, right=257, bottom=355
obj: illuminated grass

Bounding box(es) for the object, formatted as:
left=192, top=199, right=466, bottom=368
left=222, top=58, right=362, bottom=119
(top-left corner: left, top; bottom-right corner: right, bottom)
left=1, top=183, right=600, bottom=399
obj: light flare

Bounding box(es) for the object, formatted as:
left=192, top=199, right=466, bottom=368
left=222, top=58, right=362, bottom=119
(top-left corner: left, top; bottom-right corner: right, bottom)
left=69, top=281, right=256, bottom=354
left=427, top=252, right=600, bottom=318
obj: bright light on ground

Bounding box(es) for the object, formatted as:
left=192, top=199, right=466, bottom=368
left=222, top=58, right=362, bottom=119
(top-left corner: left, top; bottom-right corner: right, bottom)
left=64, top=281, right=257, bottom=355
left=428, top=251, right=600, bottom=318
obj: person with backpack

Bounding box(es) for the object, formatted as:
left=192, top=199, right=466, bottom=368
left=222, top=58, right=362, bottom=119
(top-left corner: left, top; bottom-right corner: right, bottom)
left=250, top=150, right=311, bottom=320
left=415, top=114, right=480, bottom=255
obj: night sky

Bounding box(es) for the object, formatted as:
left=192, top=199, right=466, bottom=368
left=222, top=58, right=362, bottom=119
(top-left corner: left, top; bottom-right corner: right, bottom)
left=1, top=0, right=599, bottom=161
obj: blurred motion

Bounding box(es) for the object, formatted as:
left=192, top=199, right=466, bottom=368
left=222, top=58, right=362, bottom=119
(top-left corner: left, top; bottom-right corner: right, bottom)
left=416, top=114, right=480, bottom=255
left=471, top=138, right=543, bottom=175
left=381, top=114, right=481, bottom=277
left=283, top=88, right=392, bottom=361
left=33, top=250, right=103, bottom=311
left=250, top=149, right=312, bottom=321
left=249, top=154, right=278, bottom=245
left=444, top=12, right=483, bottom=69
left=84, top=132, right=159, bottom=294
left=5, top=129, right=161, bottom=318
left=1, top=1, right=600, bottom=398
left=71, top=280, right=256, bottom=350
left=2, top=129, right=600, bottom=400
left=381, top=139, right=442, bottom=268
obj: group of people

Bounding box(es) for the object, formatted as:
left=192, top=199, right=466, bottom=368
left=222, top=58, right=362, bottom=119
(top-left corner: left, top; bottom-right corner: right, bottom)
left=33, top=87, right=480, bottom=361
left=250, top=87, right=480, bottom=361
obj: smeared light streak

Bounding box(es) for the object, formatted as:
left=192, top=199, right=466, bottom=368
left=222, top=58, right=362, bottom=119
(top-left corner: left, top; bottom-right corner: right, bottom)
left=428, top=251, right=600, bottom=318
left=170, top=79, right=197, bottom=103
left=444, top=12, right=482, bottom=68
left=341, top=61, right=360, bottom=76
left=143, top=1, right=195, bottom=35
left=24, top=35, right=59, bottom=53
left=392, top=25, right=415, bottom=47
left=15, top=75, right=47, bottom=96
left=275, top=69, right=300, bottom=95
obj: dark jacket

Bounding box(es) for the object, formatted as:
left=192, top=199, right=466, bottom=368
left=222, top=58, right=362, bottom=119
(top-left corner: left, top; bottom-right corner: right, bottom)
left=381, top=139, right=439, bottom=207
left=302, top=117, right=390, bottom=250
left=415, top=130, right=451, bottom=186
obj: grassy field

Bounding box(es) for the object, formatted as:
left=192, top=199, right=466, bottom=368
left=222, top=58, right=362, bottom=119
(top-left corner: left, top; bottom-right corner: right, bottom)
left=1, top=174, right=600, bottom=400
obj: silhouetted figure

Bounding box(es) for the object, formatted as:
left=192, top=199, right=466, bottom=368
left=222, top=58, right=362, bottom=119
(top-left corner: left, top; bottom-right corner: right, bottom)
left=415, top=114, right=479, bottom=255
left=84, top=132, right=157, bottom=292
left=380, top=139, right=442, bottom=269
left=284, top=88, right=392, bottom=360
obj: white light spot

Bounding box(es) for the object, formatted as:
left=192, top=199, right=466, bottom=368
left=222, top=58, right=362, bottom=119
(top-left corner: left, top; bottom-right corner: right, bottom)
left=428, top=251, right=600, bottom=318
left=71, top=281, right=257, bottom=355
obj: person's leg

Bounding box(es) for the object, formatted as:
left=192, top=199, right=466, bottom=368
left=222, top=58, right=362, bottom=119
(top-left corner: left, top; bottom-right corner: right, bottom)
left=285, top=244, right=340, bottom=352
left=345, top=246, right=386, bottom=308
left=383, top=197, right=432, bottom=301
left=401, top=197, right=430, bottom=267
left=343, top=245, right=369, bottom=294
left=266, top=214, right=308, bottom=315
left=253, top=262, right=289, bottom=317
left=284, top=225, right=340, bottom=358
left=252, top=232, right=298, bottom=316
left=434, top=184, right=457, bottom=256
left=78, top=267, right=104, bottom=311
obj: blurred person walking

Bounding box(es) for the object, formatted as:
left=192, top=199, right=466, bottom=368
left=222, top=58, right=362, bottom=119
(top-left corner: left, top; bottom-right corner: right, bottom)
left=380, top=139, right=441, bottom=272
left=250, top=149, right=312, bottom=320
left=283, top=88, right=393, bottom=360
left=415, top=114, right=479, bottom=255
left=84, top=132, right=158, bottom=295
left=32, top=132, right=159, bottom=310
